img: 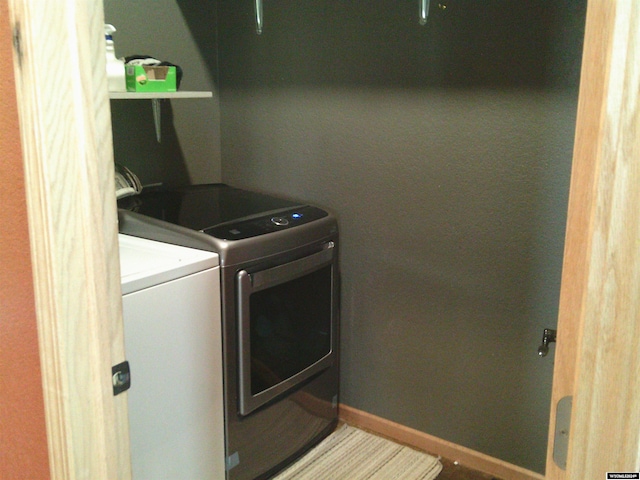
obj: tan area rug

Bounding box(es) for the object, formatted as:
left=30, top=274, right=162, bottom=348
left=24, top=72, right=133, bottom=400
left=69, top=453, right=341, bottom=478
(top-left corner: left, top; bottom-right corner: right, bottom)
left=273, top=424, right=443, bottom=479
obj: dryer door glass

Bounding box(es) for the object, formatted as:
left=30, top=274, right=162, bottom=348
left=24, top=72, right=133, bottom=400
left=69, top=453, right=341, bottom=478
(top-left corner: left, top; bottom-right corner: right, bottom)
left=249, top=265, right=331, bottom=395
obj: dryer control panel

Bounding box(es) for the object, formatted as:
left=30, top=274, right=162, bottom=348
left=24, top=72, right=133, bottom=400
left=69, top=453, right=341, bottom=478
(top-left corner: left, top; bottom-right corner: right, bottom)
left=204, top=206, right=328, bottom=240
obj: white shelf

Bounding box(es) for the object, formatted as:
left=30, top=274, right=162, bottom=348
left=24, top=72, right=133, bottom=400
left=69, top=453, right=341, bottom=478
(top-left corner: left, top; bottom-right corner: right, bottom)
left=109, top=91, right=212, bottom=100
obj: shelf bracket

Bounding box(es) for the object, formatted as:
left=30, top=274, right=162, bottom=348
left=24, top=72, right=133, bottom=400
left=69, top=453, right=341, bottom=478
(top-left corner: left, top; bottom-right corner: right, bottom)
left=109, top=91, right=213, bottom=143
left=151, top=98, right=162, bottom=143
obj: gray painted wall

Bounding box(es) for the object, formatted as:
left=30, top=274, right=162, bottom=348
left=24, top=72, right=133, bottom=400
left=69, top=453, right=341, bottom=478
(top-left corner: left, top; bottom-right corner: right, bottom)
left=104, top=0, right=220, bottom=187
left=217, top=1, right=586, bottom=473
left=106, top=0, right=586, bottom=474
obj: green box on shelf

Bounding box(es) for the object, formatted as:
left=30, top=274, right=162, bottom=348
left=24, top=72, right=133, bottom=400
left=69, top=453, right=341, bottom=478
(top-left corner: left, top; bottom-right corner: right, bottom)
left=125, top=65, right=177, bottom=93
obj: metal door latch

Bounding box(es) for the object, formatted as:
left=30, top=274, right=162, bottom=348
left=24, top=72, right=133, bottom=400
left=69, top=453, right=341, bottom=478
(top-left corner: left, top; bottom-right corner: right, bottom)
left=553, top=396, right=572, bottom=469
left=538, top=328, right=557, bottom=357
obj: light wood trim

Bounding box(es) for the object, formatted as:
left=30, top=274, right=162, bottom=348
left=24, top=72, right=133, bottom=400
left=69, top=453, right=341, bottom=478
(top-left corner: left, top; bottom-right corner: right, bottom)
left=339, top=404, right=543, bottom=480
left=8, top=1, right=130, bottom=478
left=562, top=1, right=640, bottom=478
left=543, top=0, right=613, bottom=477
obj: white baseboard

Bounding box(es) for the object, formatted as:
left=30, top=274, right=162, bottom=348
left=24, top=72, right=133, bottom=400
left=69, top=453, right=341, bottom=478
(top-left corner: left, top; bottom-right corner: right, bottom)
left=338, top=404, right=544, bottom=480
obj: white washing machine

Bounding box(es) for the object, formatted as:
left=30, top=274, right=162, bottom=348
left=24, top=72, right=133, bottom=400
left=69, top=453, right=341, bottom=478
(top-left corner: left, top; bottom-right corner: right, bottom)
left=119, top=234, right=225, bottom=479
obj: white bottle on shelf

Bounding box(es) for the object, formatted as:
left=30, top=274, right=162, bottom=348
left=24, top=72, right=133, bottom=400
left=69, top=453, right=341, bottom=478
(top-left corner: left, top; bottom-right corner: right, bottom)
left=105, top=24, right=126, bottom=92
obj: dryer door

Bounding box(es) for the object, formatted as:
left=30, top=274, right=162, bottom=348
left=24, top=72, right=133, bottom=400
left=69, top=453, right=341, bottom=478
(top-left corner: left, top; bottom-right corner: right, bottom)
left=236, top=242, right=337, bottom=416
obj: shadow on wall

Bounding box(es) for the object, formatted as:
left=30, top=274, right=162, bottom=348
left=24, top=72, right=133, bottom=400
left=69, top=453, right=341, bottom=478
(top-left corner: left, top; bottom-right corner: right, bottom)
left=185, top=0, right=586, bottom=474
left=110, top=100, right=191, bottom=187
left=105, top=0, right=220, bottom=187
left=214, top=0, right=585, bottom=89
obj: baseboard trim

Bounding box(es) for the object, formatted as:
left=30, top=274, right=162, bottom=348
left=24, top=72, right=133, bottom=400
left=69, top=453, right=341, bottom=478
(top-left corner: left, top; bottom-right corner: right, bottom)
left=338, top=404, right=544, bottom=480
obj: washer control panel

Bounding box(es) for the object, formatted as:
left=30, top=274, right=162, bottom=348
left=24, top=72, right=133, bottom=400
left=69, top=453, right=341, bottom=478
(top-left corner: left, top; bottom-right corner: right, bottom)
left=204, top=206, right=328, bottom=240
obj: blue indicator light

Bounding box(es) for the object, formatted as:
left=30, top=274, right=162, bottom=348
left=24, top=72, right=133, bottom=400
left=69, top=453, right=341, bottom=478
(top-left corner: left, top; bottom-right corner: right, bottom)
left=292, top=213, right=303, bottom=219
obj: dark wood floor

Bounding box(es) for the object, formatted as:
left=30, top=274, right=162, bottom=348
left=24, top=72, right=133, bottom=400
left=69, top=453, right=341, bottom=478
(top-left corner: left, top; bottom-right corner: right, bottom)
left=437, top=457, right=503, bottom=480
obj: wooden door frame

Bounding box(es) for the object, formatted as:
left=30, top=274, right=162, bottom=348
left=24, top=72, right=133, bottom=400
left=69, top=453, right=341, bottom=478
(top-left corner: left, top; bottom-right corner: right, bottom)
left=546, top=1, right=640, bottom=478
left=6, top=0, right=638, bottom=479
left=8, top=0, right=130, bottom=478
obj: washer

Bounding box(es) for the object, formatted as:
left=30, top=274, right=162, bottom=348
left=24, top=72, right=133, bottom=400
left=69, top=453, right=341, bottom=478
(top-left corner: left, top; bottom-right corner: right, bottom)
left=119, top=233, right=225, bottom=479
left=118, top=184, right=340, bottom=480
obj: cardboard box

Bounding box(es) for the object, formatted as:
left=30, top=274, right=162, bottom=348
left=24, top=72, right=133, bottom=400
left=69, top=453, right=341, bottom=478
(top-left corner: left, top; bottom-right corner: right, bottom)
left=125, top=65, right=177, bottom=93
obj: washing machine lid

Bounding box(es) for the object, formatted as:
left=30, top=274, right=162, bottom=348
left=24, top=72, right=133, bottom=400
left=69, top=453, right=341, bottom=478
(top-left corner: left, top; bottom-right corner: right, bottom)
left=118, top=184, right=302, bottom=231
left=119, top=234, right=219, bottom=295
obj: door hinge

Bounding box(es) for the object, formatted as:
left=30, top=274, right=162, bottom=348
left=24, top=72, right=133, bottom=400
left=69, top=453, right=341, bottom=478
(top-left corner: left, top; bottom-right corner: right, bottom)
left=12, top=23, right=23, bottom=67
left=553, top=395, right=572, bottom=469
left=112, top=361, right=131, bottom=396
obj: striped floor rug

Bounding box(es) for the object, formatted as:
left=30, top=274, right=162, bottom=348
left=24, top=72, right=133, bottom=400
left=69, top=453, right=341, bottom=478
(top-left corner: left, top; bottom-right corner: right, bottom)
left=273, top=424, right=443, bottom=480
